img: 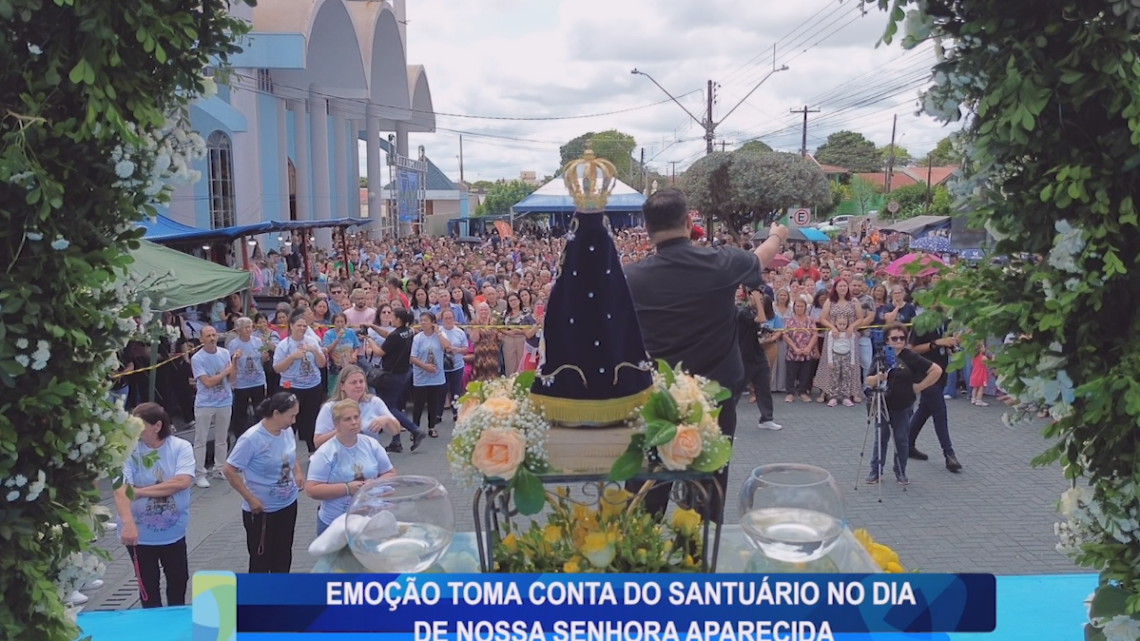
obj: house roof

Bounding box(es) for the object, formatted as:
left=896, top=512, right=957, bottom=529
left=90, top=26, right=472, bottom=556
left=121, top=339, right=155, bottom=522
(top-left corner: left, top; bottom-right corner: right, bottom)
left=805, top=154, right=848, bottom=174
left=378, top=138, right=457, bottom=191
left=854, top=166, right=958, bottom=191
left=898, top=166, right=957, bottom=186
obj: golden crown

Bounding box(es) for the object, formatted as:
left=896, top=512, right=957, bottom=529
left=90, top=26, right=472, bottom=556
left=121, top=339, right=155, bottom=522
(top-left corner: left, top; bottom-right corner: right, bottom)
left=563, top=149, right=615, bottom=214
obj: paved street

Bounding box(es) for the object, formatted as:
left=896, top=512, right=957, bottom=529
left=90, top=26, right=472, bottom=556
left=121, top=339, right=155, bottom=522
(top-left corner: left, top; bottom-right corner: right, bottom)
left=84, top=394, right=1074, bottom=610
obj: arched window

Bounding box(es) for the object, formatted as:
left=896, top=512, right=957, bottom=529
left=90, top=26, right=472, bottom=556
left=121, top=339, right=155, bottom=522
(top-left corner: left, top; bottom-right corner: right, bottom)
left=206, top=131, right=236, bottom=229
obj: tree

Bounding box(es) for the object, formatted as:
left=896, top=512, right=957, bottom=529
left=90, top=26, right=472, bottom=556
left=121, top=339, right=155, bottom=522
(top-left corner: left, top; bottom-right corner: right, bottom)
left=877, top=1, right=1140, bottom=635
left=476, top=180, right=536, bottom=217
left=738, top=139, right=773, bottom=155
left=0, top=1, right=248, bottom=639
left=470, top=180, right=496, bottom=192
left=681, top=150, right=831, bottom=243
left=878, top=143, right=913, bottom=167
left=559, top=130, right=636, bottom=180
left=814, top=130, right=880, bottom=172
left=848, top=176, right=878, bottom=216
left=886, top=183, right=951, bottom=220
left=917, top=136, right=960, bottom=167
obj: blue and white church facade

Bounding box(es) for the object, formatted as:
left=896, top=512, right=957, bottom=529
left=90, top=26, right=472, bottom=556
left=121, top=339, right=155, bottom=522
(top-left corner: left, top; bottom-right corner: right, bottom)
left=165, top=0, right=434, bottom=248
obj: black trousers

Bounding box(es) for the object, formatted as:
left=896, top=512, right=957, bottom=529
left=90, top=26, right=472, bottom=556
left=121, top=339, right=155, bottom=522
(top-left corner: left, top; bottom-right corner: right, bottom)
left=242, top=500, right=298, bottom=573
left=230, top=385, right=265, bottom=442
left=412, top=384, right=446, bottom=431
left=291, top=385, right=323, bottom=453
left=127, top=538, right=189, bottom=608
left=744, top=357, right=774, bottom=423
left=786, top=360, right=814, bottom=395
left=627, top=390, right=739, bottom=525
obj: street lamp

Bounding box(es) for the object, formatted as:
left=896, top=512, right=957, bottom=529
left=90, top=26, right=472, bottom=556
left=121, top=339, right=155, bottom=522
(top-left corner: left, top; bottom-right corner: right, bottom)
left=632, top=64, right=788, bottom=155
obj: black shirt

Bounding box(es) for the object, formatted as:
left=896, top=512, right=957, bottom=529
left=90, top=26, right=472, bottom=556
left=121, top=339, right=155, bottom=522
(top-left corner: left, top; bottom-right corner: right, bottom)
left=737, top=307, right=765, bottom=365
left=885, top=348, right=934, bottom=410
left=625, top=239, right=764, bottom=392
left=380, top=326, right=413, bottom=375
left=910, top=319, right=948, bottom=387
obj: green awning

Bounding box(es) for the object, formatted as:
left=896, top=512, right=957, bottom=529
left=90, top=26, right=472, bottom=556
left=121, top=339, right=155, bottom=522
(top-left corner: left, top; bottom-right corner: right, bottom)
left=125, top=241, right=250, bottom=311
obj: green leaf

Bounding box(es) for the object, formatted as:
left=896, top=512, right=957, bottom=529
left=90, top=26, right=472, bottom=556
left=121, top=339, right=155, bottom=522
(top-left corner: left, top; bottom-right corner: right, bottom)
left=1060, top=70, right=1084, bottom=84
left=691, top=438, right=733, bottom=473
left=641, top=389, right=680, bottom=423
left=0, top=360, right=26, bottom=377
left=512, top=468, right=545, bottom=516
left=68, top=60, right=85, bottom=84
left=513, top=370, right=535, bottom=394
left=644, top=419, right=677, bottom=448
left=658, top=359, right=675, bottom=387
left=687, top=402, right=703, bottom=425
left=608, top=447, right=644, bottom=482
left=1090, top=585, right=1130, bottom=619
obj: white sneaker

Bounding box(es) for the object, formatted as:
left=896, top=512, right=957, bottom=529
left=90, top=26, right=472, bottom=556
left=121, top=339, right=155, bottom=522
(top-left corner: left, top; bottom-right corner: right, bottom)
left=758, top=420, right=783, bottom=431
left=210, top=468, right=227, bottom=480
left=65, top=591, right=89, bottom=606
left=83, top=579, right=104, bottom=590
left=103, top=522, right=117, bottom=532
left=195, top=476, right=211, bottom=489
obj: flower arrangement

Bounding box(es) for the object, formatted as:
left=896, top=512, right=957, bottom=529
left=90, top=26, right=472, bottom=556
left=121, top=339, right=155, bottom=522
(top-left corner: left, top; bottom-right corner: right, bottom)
left=492, top=486, right=704, bottom=573
left=608, top=361, right=734, bottom=482
left=852, top=528, right=906, bottom=574
left=447, top=372, right=551, bottom=515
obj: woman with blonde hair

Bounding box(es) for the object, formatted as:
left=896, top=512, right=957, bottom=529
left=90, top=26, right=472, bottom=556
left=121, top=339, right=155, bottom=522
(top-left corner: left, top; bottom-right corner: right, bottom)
left=313, top=364, right=406, bottom=449
left=306, top=399, right=396, bottom=536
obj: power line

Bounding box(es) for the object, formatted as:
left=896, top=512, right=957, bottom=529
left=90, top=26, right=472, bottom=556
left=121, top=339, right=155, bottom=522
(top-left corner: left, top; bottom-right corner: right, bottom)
left=719, top=0, right=839, bottom=87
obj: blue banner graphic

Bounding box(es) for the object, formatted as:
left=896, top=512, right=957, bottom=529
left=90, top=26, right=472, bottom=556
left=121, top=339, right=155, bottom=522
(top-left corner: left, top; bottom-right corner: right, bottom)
left=232, top=574, right=995, bottom=638
left=397, top=170, right=419, bottom=223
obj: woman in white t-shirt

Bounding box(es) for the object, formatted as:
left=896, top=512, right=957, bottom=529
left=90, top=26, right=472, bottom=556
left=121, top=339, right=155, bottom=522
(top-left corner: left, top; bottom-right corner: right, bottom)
left=306, top=399, right=396, bottom=536
left=272, top=309, right=327, bottom=453
left=437, top=308, right=469, bottom=423
left=313, top=365, right=401, bottom=449
left=223, top=392, right=305, bottom=573
left=115, top=403, right=195, bottom=608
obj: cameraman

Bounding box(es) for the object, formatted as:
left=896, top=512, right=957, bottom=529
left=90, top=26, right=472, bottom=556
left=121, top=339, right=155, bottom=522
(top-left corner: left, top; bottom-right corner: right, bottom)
left=863, top=323, right=942, bottom=486
left=738, top=289, right=782, bottom=431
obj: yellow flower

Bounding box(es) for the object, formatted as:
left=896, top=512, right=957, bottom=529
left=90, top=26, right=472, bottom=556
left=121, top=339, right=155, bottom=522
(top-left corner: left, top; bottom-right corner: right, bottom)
left=501, top=533, right=518, bottom=553
left=683, top=554, right=695, bottom=568
left=885, top=561, right=904, bottom=573
left=663, top=540, right=673, bottom=553
left=853, top=528, right=874, bottom=549
left=563, top=560, right=581, bottom=573
left=581, top=532, right=615, bottom=568
left=555, top=486, right=569, bottom=498
left=600, top=487, right=632, bottom=520
left=636, top=549, right=648, bottom=564
left=543, top=525, right=563, bottom=546
left=671, top=508, right=702, bottom=537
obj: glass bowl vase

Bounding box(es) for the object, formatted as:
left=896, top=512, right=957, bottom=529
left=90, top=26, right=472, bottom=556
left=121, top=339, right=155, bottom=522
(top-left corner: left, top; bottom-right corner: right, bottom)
left=346, top=476, right=455, bottom=573
left=738, top=464, right=845, bottom=563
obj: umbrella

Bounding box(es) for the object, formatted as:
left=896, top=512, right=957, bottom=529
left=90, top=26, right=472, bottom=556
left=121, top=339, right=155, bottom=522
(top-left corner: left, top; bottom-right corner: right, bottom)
left=456, top=236, right=482, bottom=244
left=884, top=252, right=947, bottom=277
left=817, top=224, right=842, bottom=233
left=753, top=226, right=830, bottom=244
left=767, top=254, right=791, bottom=269
left=959, top=249, right=985, bottom=261
left=909, top=235, right=952, bottom=253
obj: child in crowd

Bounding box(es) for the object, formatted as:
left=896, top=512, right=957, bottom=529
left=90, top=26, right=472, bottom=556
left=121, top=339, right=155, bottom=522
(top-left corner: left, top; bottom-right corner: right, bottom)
left=970, top=342, right=990, bottom=406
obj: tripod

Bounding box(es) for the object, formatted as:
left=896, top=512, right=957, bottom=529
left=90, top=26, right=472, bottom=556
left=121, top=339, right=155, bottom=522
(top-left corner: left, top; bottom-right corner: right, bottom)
left=853, top=348, right=905, bottom=501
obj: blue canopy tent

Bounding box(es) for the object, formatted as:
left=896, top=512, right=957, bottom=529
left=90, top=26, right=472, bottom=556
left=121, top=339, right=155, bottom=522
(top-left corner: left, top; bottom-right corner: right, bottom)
left=510, top=178, right=646, bottom=230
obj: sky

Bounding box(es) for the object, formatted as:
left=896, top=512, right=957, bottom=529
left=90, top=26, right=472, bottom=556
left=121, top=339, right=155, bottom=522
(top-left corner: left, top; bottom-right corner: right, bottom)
left=360, top=0, right=959, bottom=185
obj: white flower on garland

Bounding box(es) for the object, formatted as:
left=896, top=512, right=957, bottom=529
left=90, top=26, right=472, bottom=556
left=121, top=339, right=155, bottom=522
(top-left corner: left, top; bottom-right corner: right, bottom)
left=1047, top=220, right=1086, bottom=273
left=1099, top=615, right=1140, bottom=641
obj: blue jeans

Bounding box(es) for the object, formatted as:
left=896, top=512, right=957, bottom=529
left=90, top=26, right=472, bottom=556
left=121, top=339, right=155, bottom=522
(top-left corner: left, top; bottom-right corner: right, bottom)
left=443, top=368, right=465, bottom=415
left=944, top=356, right=973, bottom=397
left=317, top=512, right=330, bottom=537
left=909, top=386, right=955, bottom=457
left=870, top=406, right=913, bottom=477
left=374, top=370, right=421, bottom=444
left=858, top=336, right=873, bottom=374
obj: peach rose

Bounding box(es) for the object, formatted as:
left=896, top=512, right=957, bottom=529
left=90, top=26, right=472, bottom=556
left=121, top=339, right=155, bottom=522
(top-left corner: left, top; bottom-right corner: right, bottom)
left=481, top=396, right=517, bottom=421
left=658, top=424, right=703, bottom=471
left=457, top=398, right=482, bottom=423
left=471, top=429, right=527, bottom=480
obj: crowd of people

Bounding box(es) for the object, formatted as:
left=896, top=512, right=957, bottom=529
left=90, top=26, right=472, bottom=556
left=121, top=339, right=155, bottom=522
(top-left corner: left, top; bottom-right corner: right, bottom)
left=99, top=204, right=1001, bottom=608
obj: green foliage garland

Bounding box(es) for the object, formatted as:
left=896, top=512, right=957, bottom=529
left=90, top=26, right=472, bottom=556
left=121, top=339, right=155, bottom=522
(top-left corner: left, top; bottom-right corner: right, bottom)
left=872, top=0, right=1140, bottom=637
left=0, top=1, right=249, bottom=639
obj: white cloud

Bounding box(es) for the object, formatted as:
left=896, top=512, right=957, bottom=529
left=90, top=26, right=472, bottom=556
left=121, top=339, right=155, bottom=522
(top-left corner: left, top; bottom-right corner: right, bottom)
left=361, top=0, right=958, bottom=183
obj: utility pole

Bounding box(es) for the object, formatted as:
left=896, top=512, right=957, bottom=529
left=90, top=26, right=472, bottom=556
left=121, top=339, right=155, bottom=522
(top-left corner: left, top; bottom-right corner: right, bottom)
left=640, top=147, right=646, bottom=193
left=458, top=135, right=464, bottom=185
left=670, top=161, right=678, bottom=184
left=884, top=114, right=898, bottom=193
left=632, top=63, right=788, bottom=157
left=706, top=80, right=716, bottom=155
left=924, top=151, right=934, bottom=215
left=789, top=105, right=820, bottom=157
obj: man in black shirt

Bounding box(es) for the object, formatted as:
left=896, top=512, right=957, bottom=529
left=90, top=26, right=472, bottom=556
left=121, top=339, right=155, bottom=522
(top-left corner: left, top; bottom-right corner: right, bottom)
left=625, top=188, right=787, bottom=521
left=864, top=323, right=942, bottom=485
left=907, top=315, right=963, bottom=472
left=738, top=290, right=781, bottom=431
left=363, top=308, right=425, bottom=453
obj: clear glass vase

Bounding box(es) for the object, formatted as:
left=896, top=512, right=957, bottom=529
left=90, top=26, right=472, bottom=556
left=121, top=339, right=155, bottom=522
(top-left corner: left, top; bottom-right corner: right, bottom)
left=738, top=464, right=845, bottom=563
left=346, top=476, right=455, bottom=573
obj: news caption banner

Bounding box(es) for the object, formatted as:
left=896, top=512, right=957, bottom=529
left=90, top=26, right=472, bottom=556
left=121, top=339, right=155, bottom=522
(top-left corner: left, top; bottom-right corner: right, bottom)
left=192, top=572, right=995, bottom=641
